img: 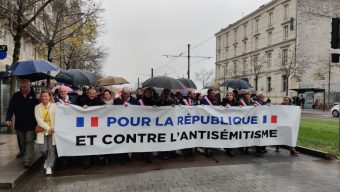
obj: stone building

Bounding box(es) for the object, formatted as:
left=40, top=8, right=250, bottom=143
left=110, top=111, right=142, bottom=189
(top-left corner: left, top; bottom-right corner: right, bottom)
left=215, top=0, right=340, bottom=108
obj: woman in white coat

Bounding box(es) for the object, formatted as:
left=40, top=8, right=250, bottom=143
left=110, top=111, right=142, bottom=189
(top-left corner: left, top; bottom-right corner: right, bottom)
left=35, top=90, right=56, bottom=175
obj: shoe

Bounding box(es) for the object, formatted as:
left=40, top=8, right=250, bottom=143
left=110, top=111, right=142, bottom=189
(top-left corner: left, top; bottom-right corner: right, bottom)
left=16, top=152, right=23, bottom=158
left=161, top=155, right=169, bottom=160
left=82, top=161, right=90, bottom=169
left=24, top=161, right=31, bottom=168
left=120, top=158, right=129, bottom=165
left=204, top=149, right=212, bottom=157
left=46, top=167, right=52, bottom=175
left=228, top=151, right=235, bottom=157
left=44, top=160, right=47, bottom=169
left=290, top=150, right=299, bottom=156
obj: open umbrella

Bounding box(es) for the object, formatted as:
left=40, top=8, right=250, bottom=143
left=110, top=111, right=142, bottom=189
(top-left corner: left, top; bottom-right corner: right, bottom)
left=142, top=76, right=186, bottom=89
left=177, top=78, right=197, bottom=89
left=17, top=72, right=54, bottom=81
left=55, top=69, right=96, bottom=87
left=96, top=76, right=129, bottom=86
left=10, top=60, right=59, bottom=76
left=220, top=78, right=253, bottom=89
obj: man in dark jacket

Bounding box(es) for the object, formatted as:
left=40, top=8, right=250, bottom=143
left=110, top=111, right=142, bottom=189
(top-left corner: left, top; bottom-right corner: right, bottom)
left=200, top=88, right=219, bottom=157
left=114, top=87, right=138, bottom=165
left=77, top=87, right=104, bottom=169
left=6, top=79, right=39, bottom=167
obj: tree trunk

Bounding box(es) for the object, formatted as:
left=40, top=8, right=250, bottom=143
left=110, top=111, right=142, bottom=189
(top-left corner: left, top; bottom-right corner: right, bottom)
left=9, top=28, right=23, bottom=96
left=285, top=76, right=289, bottom=96
left=255, top=76, right=258, bottom=91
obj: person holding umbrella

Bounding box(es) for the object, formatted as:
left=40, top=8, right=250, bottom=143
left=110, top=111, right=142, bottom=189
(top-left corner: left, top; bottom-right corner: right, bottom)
left=157, top=88, right=177, bottom=160
left=138, top=87, right=157, bottom=163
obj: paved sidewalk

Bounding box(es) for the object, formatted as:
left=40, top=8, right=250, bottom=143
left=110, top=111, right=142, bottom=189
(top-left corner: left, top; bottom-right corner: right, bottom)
left=7, top=159, right=340, bottom=192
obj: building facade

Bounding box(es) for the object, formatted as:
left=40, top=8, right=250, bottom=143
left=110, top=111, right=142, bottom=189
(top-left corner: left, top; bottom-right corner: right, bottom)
left=215, top=0, right=340, bottom=107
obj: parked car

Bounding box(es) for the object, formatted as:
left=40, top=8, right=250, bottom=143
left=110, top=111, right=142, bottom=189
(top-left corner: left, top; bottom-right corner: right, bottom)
left=331, top=105, right=339, bottom=117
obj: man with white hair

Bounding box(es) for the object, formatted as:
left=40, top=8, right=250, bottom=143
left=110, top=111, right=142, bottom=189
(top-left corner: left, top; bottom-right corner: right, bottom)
left=55, top=85, right=76, bottom=105
left=113, top=87, right=138, bottom=165
left=6, top=79, right=39, bottom=167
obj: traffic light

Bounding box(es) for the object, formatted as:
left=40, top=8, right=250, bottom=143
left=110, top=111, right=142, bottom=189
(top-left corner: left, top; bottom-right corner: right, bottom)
left=331, top=18, right=340, bottom=49
left=332, top=53, right=340, bottom=63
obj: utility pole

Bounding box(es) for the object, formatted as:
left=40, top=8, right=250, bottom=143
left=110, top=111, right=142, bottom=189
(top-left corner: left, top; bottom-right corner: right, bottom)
left=187, top=44, right=190, bottom=79
left=151, top=68, right=154, bottom=78
left=162, top=44, right=213, bottom=80
left=137, top=77, right=140, bottom=88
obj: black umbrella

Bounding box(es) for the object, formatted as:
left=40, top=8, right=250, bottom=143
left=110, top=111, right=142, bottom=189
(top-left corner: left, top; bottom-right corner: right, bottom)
left=0, top=71, right=10, bottom=79
left=177, top=78, right=197, bottom=89
left=17, top=72, right=54, bottom=81
left=220, top=78, right=253, bottom=89
left=55, top=69, right=96, bottom=87
left=142, top=76, right=186, bottom=89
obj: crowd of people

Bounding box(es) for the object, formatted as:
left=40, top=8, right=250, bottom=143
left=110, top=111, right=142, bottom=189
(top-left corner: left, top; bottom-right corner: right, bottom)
left=6, top=79, right=299, bottom=176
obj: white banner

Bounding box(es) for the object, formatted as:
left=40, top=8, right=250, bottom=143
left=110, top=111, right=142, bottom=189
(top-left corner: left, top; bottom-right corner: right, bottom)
left=55, top=105, right=301, bottom=157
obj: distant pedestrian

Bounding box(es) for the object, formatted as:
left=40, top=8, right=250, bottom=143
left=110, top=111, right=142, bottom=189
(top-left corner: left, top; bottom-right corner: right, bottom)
left=6, top=79, right=39, bottom=167
left=300, top=95, right=305, bottom=109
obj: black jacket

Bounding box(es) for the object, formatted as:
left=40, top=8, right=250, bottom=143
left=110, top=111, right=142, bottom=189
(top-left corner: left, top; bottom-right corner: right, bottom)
left=6, top=90, right=39, bottom=131
left=113, top=97, right=138, bottom=105
left=77, top=96, right=104, bottom=107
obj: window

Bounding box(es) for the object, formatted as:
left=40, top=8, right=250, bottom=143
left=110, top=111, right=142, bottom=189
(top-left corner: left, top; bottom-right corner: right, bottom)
left=268, top=12, right=273, bottom=26
left=225, top=48, right=229, bottom=59
left=284, top=4, right=289, bottom=19
left=243, top=41, right=247, bottom=53
left=268, top=31, right=272, bottom=45
left=255, top=19, right=259, bottom=33
left=217, top=51, right=221, bottom=62
left=234, top=45, right=237, bottom=56
left=283, top=25, right=289, bottom=39
left=243, top=59, right=247, bottom=75
left=255, top=37, right=259, bottom=49
left=253, top=56, right=259, bottom=72
left=226, top=33, right=229, bottom=45
left=233, top=61, right=237, bottom=77
left=267, top=52, right=272, bottom=68
left=282, top=75, right=288, bottom=92
left=234, top=29, right=238, bottom=42
left=282, top=49, right=288, bottom=65
left=217, top=38, right=221, bottom=49
left=244, top=25, right=247, bottom=37
left=267, top=77, right=272, bottom=92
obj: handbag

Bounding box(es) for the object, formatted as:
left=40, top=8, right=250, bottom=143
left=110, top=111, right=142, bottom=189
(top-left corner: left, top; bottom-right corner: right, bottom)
left=35, top=106, right=50, bottom=133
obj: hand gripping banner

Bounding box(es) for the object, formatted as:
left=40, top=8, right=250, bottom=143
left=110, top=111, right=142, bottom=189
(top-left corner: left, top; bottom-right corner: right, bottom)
left=54, top=105, right=301, bottom=156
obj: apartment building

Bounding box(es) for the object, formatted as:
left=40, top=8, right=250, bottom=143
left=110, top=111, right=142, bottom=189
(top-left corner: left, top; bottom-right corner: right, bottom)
left=215, top=0, right=340, bottom=107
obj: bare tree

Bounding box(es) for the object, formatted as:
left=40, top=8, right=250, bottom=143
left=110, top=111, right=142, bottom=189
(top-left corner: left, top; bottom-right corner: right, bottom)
left=36, top=0, right=102, bottom=64
left=0, top=0, right=54, bottom=96
left=277, top=47, right=305, bottom=96
left=194, top=68, right=214, bottom=88
left=250, top=54, right=268, bottom=91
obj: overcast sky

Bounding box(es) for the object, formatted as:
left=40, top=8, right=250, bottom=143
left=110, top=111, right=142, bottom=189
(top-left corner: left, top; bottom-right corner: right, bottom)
left=97, top=0, right=271, bottom=89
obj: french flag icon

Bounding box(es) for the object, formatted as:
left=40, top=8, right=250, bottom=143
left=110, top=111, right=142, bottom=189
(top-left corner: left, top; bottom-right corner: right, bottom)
left=262, top=115, right=278, bottom=124
left=76, top=117, right=98, bottom=128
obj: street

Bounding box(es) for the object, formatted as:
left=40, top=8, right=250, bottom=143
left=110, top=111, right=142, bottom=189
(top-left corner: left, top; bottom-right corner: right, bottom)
left=2, top=150, right=340, bottom=192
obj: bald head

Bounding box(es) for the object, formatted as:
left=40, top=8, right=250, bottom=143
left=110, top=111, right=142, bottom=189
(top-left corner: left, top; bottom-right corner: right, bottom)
left=58, top=85, right=68, bottom=98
